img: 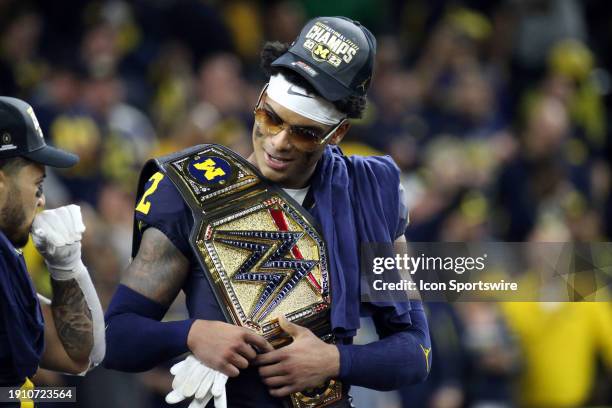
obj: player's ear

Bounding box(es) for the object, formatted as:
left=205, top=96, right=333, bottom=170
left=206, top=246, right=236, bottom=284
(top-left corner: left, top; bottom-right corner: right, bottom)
left=329, top=122, right=351, bottom=145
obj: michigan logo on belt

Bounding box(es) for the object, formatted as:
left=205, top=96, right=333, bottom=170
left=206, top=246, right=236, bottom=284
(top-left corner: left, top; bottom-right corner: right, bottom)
left=187, top=156, right=233, bottom=185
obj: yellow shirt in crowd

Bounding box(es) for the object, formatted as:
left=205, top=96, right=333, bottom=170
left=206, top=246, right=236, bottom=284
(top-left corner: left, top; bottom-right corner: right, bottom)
left=501, top=302, right=612, bottom=407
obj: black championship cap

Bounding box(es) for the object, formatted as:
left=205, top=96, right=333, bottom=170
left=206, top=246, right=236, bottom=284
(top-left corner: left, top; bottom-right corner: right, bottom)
left=0, top=96, right=78, bottom=168
left=271, top=16, right=377, bottom=102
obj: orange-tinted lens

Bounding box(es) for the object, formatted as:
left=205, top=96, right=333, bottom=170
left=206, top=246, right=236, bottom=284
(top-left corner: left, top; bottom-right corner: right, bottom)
left=288, top=128, right=323, bottom=151
left=254, top=109, right=283, bottom=135
left=254, top=108, right=324, bottom=151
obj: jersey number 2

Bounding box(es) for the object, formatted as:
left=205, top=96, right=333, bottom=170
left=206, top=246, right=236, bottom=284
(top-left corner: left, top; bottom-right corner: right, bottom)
left=136, top=172, right=164, bottom=215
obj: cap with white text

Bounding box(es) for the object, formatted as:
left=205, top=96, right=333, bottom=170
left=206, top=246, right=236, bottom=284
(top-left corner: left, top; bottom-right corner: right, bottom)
left=271, top=16, right=376, bottom=102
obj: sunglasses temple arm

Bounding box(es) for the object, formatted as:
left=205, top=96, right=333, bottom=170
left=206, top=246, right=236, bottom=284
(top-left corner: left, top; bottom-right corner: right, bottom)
left=319, top=119, right=347, bottom=145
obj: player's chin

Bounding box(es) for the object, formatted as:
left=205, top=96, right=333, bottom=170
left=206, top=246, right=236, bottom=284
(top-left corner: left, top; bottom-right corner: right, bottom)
left=15, top=229, right=31, bottom=248
left=260, top=165, right=290, bottom=184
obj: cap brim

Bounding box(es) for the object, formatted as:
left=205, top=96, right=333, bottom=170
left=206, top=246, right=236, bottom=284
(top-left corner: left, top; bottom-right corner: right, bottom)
left=23, top=145, right=79, bottom=168
left=271, top=52, right=354, bottom=102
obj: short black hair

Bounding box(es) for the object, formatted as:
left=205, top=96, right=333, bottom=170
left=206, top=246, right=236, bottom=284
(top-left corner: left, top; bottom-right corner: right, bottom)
left=260, top=41, right=367, bottom=119
left=0, top=157, right=29, bottom=175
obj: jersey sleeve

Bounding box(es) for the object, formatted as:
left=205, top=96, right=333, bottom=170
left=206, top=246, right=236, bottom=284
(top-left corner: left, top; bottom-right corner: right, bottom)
left=395, top=181, right=409, bottom=239
left=134, top=172, right=193, bottom=259
left=337, top=300, right=430, bottom=389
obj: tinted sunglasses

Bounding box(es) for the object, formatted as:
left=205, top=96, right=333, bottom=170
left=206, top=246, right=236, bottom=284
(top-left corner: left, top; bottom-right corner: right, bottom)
left=253, top=83, right=346, bottom=152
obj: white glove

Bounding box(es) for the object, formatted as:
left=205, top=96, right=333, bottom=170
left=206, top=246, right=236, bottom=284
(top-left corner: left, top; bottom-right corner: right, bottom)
left=166, top=355, right=228, bottom=408
left=31, top=205, right=106, bottom=369
left=31, top=205, right=85, bottom=279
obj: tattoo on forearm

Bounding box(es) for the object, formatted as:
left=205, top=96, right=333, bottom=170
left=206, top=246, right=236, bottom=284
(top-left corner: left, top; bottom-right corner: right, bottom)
left=122, top=227, right=189, bottom=305
left=51, top=278, right=93, bottom=362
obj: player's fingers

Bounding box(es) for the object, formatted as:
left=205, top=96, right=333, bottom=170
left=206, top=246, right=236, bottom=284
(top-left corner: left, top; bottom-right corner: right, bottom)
left=253, top=349, right=284, bottom=366
left=277, top=316, right=306, bottom=338
left=258, top=362, right=288, bottom=378
left=262, top=375, right=291, bottom=388
left=236, top=342, right=257, bottom=361
left=243, top=331, right=274, bottom=353
left=220, top=363, right=240, bottom=378
left=228, top=353, right=249, bottom=370
left=269, top=385, right=296, bottom=398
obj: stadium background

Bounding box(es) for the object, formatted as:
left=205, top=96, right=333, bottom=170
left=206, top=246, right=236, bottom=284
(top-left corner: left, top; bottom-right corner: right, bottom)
left=1, top=0, right=611, bottom=406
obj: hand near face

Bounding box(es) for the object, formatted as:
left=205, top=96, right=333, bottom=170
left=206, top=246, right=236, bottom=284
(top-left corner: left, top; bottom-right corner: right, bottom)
left=255, top=316, right=340, bottom=397
left=187, top=320, right=273, bottom=378
left=31, top=205, right=85, bottom=273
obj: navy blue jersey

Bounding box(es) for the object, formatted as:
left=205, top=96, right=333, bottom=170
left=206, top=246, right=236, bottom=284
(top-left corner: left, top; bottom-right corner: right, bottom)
left=0, top=231, right=44, bottom=385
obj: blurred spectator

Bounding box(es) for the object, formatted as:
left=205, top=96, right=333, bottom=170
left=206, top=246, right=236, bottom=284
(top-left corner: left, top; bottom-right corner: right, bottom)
left=492, top=0, right=589, bottom=113
left=405, top=131, right=513, bottom=241
left=222, top=0, right=264, bottom=61
left=34, top=66, right=102, bottom=205
left=262, top=1, right=306, bottom=44
left=501, top=301, right=612, bottom=407
left=297, top=0, right=389, bottom=33
left=87, top=73, right=157, bottom=190
left=508, top=0, right=587, bottom=72
left=36, top=70, right=156, bottom=205
left=172, top=53, right=252, bottom=157
left=0, top=7, right=46, bottom=97
left=163, top=0, right=234, bottom=63
left=148, top=41, right=194, bottom=144
left=493, top=97, right=573, bottom=240
left=455, top=303, right=518, bottom=408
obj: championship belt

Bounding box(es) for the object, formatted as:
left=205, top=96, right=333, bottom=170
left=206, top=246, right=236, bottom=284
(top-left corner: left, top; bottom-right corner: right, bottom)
left=137, top=144, right=344, bottom=408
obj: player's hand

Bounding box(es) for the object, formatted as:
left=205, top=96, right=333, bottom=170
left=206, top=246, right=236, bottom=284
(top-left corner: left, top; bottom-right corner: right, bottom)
left=31, top=205, right=85, bottom=275
left=255, top=316, right=340, bottom=397
left=165, top=354, right=227, bottom=408
left=187, top=320, right=273, bottom=377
